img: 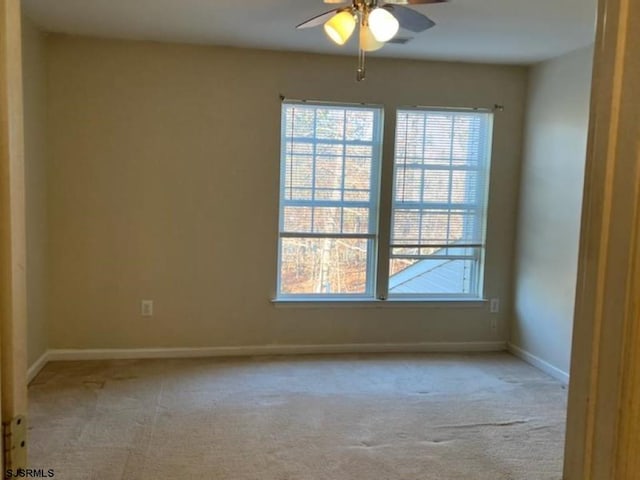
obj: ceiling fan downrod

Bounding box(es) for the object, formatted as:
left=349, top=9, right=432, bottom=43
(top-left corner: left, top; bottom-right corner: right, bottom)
left=355, top=0, right=382, bottom=81
left=357, top=47, right=366, bottom=81
left=356, top=1, right=371, bottom=81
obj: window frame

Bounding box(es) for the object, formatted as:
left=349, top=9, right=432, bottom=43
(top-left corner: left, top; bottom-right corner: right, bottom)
left=386, top=106, right=494, bottom=300
left=275, top=101, right=494, bottom=302
left=276, top=100, right=384, bottom=300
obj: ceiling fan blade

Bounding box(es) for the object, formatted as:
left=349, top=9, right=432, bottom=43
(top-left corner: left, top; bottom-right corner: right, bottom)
left=383, top=5, right=436, bottom=32
left=387, top=37, right=414, bottom=44
left=384, top=0, right=447, bottom=4
left=296, top=8, right=341, bottom=29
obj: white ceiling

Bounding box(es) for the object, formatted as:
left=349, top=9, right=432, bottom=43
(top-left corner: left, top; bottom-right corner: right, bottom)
left=23, top=0, right=597, bottom=64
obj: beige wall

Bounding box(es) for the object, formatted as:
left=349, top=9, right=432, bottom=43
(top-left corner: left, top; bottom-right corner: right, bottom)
left=511, top=46, right=594, bottom=375
left=22, top=16, right=49, bottom=366
left=46, top=35, right=527, bottom=349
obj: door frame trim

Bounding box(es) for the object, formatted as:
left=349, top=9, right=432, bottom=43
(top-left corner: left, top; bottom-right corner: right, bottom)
left=564, top=0, right=640, bottom=477
left=0, top=0, right=29, bottom=472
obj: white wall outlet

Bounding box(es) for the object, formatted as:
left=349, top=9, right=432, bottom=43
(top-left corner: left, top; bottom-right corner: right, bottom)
left=141, top=300, right=153, bottom=317
left=490, top=298, right=500, bottom=313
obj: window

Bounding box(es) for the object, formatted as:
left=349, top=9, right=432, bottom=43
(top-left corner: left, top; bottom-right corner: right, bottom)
left=276, top=102, right=493, bottom=301
left=277, top=102, right=383, bottom=297
left=389, top=109, right=493, bottom=298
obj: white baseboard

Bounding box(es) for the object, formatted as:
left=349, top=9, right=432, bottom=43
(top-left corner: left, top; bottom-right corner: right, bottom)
left=27, top=350, right=50, bottom=384
left=45, top=341, right=506, bottom=363
left=507, top=343, right=570, bottom=384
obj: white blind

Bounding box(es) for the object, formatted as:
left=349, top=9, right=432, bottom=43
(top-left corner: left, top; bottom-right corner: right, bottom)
left=280, top=103, right=381, bottom=237
left=391, top=109, right=492, bottom=249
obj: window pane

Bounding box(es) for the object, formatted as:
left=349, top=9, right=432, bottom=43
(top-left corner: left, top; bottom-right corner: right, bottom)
left=389, top=258, right=477, bottom=295
left=390, top=109, right=492, bottom=297
left=313, top=207, right=342, bottom=233
left=283, top=206, right=372, bottom=235
left=315, top=156, right=343, bottom=190
left=283, top=154, right=312, bottom=200
left=394, top=167, right=422, bottom=203
left=279, top=103, right=381, bottom=298
left=424, top=114, right=453, bottom=161
left=315, top=108, right=345, bottom=140
left=279, top=238, right=369, bottom=295
left=391, top=209, right=421, bottom=244
left=283, top=206, right=312, bottom=233
left=280, top=104, right=381, bottom=234
left=285, top=107, right=315, bottom=138
left=391, top=208, right=483, bottom=246
left=342, top=208, right=370, bottom=234
left=344, top=157, right=371, bottom=202
left=452, top=170, right=479, bottom=203
left=281, top=103, right=380, bottom=237
left=389, top=247, right=480, bottom=296
left=452, top=115, right=485, bottom=166
left=345, top=110, right=374, bottom=141
left=423, top=170, right=451, bottom=203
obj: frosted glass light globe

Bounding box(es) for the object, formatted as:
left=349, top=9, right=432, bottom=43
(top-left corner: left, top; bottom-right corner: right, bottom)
left=368, top=8, right=399, bottom=43
left=360, top=25, right=384, bottom=51
left=324, top=11, right=357, bottom=45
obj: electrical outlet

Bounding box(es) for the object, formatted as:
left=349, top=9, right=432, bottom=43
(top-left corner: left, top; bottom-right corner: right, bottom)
left=141, top=300, right=153, bottom=317
left=490, top=298, right=500, bottom=313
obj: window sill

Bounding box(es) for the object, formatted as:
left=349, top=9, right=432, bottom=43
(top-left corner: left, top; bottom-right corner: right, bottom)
left=271, top=298, right=488, bottom=309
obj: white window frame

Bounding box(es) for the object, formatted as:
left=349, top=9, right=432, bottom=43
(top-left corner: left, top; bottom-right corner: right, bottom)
left=276, top=100, right=384, bottom=300
left=275, top=102, right=493, bottom=302
left=387, top=107, right=494, bottom=300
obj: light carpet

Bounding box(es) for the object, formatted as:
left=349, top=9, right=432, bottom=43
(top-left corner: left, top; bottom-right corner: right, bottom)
left=28, top=352, right=567, bottom=479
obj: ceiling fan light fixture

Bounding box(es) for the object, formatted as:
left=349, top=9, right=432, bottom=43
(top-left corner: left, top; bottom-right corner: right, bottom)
left=324, top=10, right=357, bottom=45
left=360, top=25, right=384, bottom=52
left=368, top=7, right=399, bottom=42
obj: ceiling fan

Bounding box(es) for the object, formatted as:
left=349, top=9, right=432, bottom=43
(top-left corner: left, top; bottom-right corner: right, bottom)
left=297, top=0, right=448, bottom=81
